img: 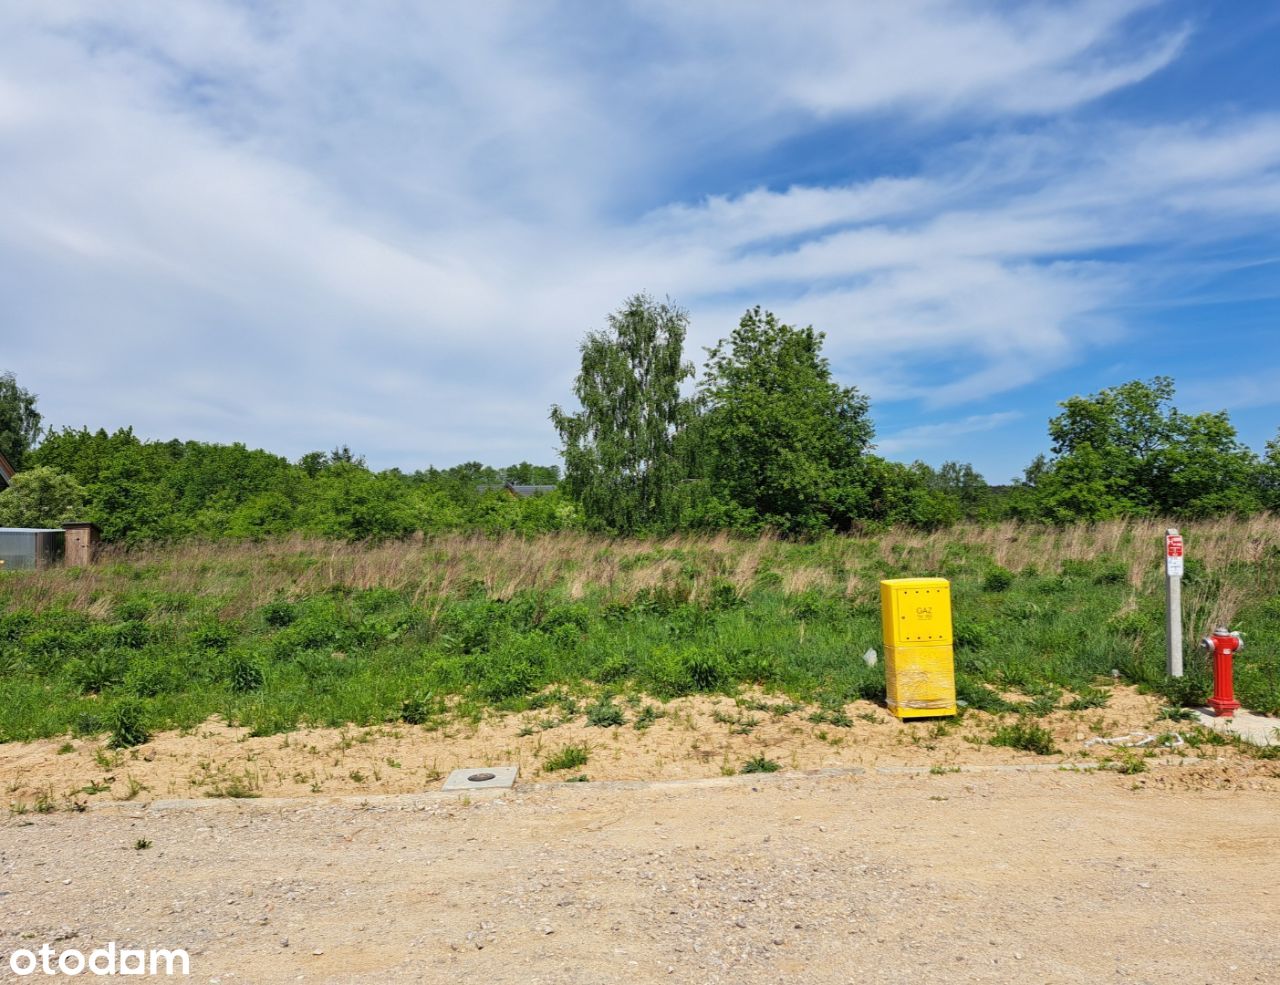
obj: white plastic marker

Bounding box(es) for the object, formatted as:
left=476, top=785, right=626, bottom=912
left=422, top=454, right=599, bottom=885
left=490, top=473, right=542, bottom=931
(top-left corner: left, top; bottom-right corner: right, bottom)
left=1165, top=528, right=1184, bottom=678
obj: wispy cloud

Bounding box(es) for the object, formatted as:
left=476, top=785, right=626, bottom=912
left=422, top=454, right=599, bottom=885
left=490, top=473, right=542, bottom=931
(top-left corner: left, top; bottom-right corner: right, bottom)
left=876, top=412, right=1023, bottom=456
left=0, top=2, right=1275, bottom=470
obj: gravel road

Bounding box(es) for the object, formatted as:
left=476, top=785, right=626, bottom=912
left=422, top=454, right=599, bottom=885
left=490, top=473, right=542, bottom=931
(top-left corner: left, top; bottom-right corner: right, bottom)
left=2, top=768, right=1277, bottom=984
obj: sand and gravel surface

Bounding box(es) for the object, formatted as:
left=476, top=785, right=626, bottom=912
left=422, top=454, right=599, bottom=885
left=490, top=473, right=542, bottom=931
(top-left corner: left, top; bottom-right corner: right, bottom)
left=2, top=766, right=1278, bottom=984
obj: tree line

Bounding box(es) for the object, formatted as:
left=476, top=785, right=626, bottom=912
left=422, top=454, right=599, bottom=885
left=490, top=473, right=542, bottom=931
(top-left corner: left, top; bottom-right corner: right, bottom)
left=1, top=297, right=1277, bottom=542
left=551, top=295, right=1280, bottom=534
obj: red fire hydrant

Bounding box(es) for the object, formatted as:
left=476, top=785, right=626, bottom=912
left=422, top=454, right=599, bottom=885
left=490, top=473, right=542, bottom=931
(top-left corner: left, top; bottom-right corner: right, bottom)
left=1200, top=627, right=1243, bottom=718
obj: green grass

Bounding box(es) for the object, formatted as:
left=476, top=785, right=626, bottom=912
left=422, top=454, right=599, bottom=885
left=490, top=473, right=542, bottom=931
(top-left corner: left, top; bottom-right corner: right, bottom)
left=0, top=519, right=1278, bottom=743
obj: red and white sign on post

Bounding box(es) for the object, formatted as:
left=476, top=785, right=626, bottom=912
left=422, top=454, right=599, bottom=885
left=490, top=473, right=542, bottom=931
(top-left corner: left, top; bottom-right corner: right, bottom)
left=1166, top=532, right=1185, bottom=578
left=1165, top=527, right=1184, bottom=678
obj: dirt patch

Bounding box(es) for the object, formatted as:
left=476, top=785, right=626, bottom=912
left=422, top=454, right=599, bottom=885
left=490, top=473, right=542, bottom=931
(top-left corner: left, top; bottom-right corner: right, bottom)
left=4, top=687, right=1274, bottom=807
left=2, top=769, right=1278, bottom=983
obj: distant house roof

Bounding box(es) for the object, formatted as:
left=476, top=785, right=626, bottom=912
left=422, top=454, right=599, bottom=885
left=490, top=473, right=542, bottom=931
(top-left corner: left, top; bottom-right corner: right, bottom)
left=0, top=453, right=14, bottom=491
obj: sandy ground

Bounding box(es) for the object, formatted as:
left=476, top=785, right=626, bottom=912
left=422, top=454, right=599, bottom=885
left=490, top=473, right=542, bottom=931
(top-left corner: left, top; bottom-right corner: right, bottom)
left=1, top=767, right=1278, bottom=984
left=7, top=686, right=1272, bottom=809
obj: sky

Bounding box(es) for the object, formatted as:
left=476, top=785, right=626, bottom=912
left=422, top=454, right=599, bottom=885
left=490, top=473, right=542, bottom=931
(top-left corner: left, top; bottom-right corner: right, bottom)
left=1, top=1, right=1278, bottom=483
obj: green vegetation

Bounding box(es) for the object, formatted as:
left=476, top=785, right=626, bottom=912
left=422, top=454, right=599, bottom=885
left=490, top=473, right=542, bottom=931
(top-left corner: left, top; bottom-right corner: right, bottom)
left=989, top=721, right=1059, bottom=756
left=1, top=518, right=1275, bottom=744
left=551, top=294, right=695, bottom=533
left=0, top=371, right=41, bottom=471
left=740, top=755, right=782, bottom=774
left=543, top=742, right=590, bottom=772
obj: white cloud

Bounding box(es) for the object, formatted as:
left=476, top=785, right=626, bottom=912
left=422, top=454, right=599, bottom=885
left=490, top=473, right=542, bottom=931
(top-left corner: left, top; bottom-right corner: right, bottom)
left=876, top=411, right=1023, bottom=456
left=0, top=2, right=1276, bottom=472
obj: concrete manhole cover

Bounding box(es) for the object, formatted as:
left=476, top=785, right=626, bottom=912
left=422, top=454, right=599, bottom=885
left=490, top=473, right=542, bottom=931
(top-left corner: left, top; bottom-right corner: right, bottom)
left=442, top=766, right=518, bottom=791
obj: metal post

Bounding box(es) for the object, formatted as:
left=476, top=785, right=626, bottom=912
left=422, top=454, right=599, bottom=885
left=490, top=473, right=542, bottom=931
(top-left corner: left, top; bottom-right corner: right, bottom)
left=1165, top=527, right=1183, bottom=678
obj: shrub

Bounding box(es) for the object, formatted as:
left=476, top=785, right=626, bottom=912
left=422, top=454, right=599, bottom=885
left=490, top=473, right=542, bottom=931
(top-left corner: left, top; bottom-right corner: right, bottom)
left=108, top=700, right=150, bottom=748
left=989, top=721, right=1057, bottom=755
left=228, top=653, right=265, bottom=694
left=983, top=567, right=1014, bottom=592
left=261, top=601, right=297, bottom=628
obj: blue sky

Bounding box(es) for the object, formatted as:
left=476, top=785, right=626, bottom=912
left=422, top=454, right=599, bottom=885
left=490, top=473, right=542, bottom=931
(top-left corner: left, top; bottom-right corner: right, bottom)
left=1, top=1, right=1278, bottom=482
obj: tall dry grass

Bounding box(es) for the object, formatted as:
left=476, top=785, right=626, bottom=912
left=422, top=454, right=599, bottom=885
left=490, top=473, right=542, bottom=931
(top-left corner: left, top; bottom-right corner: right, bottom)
left=2, top=517, right=1277, bottom=618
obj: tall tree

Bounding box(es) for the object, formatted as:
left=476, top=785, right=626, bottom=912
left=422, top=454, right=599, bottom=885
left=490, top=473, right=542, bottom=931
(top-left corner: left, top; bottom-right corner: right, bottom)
left=0, top=371, right=42, bottom=470
left=551, top=294, right=695, bottom=533
left=697, top=307, right=873, bottom=534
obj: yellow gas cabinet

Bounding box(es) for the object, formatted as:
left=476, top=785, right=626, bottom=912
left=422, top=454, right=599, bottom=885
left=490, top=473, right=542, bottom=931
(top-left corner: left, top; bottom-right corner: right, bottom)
left=879, top=578, right=956, bottom=719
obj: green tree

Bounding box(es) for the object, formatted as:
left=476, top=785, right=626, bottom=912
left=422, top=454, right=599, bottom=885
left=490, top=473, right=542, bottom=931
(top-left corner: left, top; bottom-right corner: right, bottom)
left=298, top=462, right=418, bottom=540
left=1025, top=377, right=1260, bottom=520
left=0, top=466, right=87, bottom=527
left=0, top=371, right=42, bottom=470
left=1262, top=430, right=1280, bottom=511
left=551, top=294, right=695, bottom=533
left=696, top=307, right=874, bottom=534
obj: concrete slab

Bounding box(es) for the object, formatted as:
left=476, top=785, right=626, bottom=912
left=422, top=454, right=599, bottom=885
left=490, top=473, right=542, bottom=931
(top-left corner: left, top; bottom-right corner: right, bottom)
left=1192, top=708, right=1280, bottom=747
left=442, top=766, right=518, bottom=791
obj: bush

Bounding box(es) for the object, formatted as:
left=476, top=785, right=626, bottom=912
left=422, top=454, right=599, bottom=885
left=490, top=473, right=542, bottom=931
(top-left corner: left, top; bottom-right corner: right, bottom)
left=228, top=653, right=265, bottom=693
left=261, top=601, right=297, bottom=628
left=982, top=567, right=1014, bottom=592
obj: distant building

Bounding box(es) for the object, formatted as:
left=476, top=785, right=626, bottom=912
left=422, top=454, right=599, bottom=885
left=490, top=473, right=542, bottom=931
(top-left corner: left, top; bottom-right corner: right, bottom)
left=0, top=452, right=14, bottom=491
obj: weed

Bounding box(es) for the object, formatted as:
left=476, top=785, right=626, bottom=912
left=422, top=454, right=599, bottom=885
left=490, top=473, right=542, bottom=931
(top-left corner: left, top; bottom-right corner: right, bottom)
left=585, top=699, right=625, bottom=728
left=1065, top=687, right=1111, bottom=711
left=108, top=701, right=149, bottom=749
left=93, top=748, right=120, bottom=770
left=543, top=742, right=589, bottom=772
left=134, top=838, right=153, bottom=851
left=208, top=775, right=260, bottom=798
left=56, top=742, right=75, bottom=755
left=228, top=653, right=265, bottom=694
left=740, top=755, right=781, bottom=774
left=1106, top=753, right=1148, bottom=775
left=990, top=722, right=1059, bottom=756
left=633, top=705, right=664, bottom=731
